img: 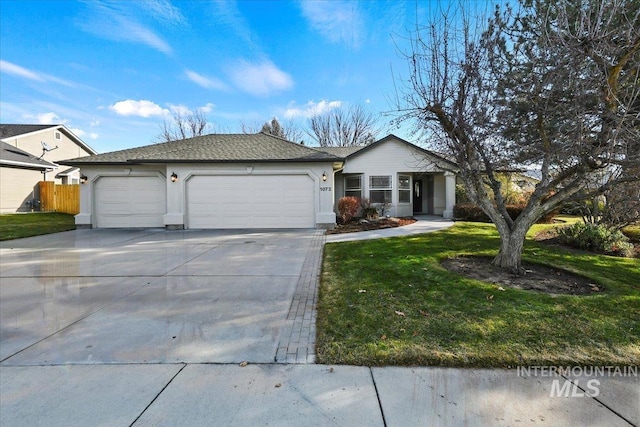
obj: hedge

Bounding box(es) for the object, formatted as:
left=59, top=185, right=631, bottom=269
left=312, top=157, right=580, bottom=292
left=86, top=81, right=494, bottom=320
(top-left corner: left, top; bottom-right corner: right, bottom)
left=453, top=203, right=557, bottom=223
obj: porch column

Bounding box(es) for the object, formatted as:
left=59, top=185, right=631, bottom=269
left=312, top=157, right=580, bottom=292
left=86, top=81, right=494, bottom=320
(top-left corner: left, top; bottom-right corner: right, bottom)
left=443, top=172, right=456, bottom=219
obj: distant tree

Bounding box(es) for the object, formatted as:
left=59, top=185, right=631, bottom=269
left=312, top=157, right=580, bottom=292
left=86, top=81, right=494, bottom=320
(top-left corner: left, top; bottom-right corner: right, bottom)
left=157, top=110, right=212, bottom=142
left=261, top=117, right=304, bottom=142
left=307, top=104, right=379, bottom=147
left=241, top=117, right=304, bottom=142
left=261, top=117, right=285, bottom=138
left=394, top=0, right=639, bottom=273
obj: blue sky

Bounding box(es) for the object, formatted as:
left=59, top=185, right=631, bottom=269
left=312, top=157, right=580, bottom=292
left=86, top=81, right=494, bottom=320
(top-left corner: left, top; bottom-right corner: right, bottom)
left=1, top=0, right=457, bottom=153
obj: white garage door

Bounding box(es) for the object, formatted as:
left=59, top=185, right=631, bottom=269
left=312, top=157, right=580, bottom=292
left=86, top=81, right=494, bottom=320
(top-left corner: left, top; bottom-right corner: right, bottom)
left=187, top=174, right=315, bottom=229
left=95, top=176, right=166, bottom=228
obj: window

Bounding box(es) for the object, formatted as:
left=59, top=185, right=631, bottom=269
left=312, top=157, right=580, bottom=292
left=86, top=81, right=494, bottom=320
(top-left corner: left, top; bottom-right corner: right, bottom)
left=369, top=175, right=392, bottom=203
left=399, top=175, right=411, bottom=203
left=344, top=175, right=362, bottom=198
left=55, top=132, right=61, bottom=140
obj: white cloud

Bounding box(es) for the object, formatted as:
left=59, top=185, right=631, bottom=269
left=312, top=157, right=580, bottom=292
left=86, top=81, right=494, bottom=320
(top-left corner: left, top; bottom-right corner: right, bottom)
left=300, top=1, right=363, bottom=48
left=209, top=0, right=255, bottom=49
left=36, top=112, right=63, bottom=124
left=284, top=100, right=342, bottom=119
left=229, top=60, right=293, bottom=97
left=71, top=128, right=98, bottom=140
left=185, top=69, right=228, bottom=90
left=78, top=2, right=173, bottom=55
left=0, top=60, right=76, bottom=87
left=199, top=103, right=215, bottom=113
left=0, top=60, right=43, bottom=81
left=117, top=17, right=173, bottom=54
left=110, top=99, right=169, bottom=118
left=142, top=0, right=186, bottom=25
left=168, top=104, right=192, bottom=116
left=90, top=119, right=100, bottom=127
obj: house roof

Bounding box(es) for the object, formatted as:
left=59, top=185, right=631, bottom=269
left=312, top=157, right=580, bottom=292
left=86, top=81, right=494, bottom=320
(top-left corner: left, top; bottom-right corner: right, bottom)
left=60, top=133, right=342, bottom=166
left=0, top=124, right=55, bottom=138
left=316, top=146, right=366, bottom=157
left=0, top=141, right=56, bottom=169
left=0, top=124, right=98, bottom=155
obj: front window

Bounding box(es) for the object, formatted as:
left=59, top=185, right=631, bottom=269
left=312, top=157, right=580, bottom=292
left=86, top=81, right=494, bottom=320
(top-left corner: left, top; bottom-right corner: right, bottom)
left=345, top=175, right=362, bottom=198
left=399, top=175, right=411, bottom=203
left=369, top=175, right=392, bottom=203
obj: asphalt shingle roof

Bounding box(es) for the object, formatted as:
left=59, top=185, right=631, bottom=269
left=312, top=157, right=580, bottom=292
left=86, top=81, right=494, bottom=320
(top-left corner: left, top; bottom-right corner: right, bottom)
left=0, top=124, right=58, bottom=139
left=61, top=133, right=343, bottom=165
left=0, top=141, right=56, bottom=169
left=316, top=146, right=366, bottom=157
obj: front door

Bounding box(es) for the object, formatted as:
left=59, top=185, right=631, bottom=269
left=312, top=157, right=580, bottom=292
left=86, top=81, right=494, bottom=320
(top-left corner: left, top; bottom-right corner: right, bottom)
left=413, top=180, right=423, bottom=214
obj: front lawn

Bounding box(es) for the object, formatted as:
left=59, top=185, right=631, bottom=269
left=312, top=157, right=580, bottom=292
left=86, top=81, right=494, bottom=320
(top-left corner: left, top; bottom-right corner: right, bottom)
left=317, top=221, right=640, bottom=367
left=0, top=212, right=76, bottom=241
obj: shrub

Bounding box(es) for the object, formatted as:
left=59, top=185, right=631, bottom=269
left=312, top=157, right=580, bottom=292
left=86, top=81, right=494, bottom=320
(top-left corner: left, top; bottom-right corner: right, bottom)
left=453, top=203, right=558, bottom=223
left=363, top=207, right=379, bottom=220
left=453, top=204, right=490, bottom=222
left=338, top=196, right=360, bottom=223
left=360, top=197, right=385, bottom=219
left=558, top=222, right=635, bottom=257
left=455, top=184, right=470, bottom=203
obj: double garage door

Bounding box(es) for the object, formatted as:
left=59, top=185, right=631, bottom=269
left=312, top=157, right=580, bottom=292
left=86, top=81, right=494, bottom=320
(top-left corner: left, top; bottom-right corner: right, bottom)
left=94, top=174, right=315, bottom=229
left=187, top=175, right=314, bottom=229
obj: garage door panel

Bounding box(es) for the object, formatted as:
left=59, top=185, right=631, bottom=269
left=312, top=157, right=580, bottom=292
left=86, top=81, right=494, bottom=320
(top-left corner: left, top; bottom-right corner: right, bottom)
left=187, top=175, right=314, bottom=229
left=95, top=177, right=165, bottom=228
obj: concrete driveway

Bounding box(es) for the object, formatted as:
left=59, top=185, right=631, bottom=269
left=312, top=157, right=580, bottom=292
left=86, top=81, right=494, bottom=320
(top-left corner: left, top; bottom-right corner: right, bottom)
left=1, top=227, right=637, bottom=426
left=1, top=229, right=320, bottom=365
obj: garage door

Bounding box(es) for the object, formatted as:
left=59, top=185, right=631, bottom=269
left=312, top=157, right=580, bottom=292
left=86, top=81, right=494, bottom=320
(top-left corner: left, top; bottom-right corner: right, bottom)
left=95, top=176, right=166, bottom=228
left=187, top=174, right=314, bottom=229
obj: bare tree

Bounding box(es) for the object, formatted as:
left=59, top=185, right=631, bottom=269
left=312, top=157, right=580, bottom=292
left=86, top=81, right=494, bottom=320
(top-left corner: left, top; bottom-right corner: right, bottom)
left=157, top=109, right=212, bottom=142
left=394, top=0, right=640, bottom=273
left=307, top=104, right=379, bottom=147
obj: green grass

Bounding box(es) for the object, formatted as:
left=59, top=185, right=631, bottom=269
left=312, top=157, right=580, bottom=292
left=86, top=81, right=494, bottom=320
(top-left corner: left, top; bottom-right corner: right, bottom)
left=317, top=221, right=640, bottom=367
left=0, top=212, right=76, bottom=241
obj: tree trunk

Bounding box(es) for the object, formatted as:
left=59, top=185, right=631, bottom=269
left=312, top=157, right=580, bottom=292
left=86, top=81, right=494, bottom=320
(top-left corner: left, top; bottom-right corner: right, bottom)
left=492, top=220, right=530, bottom=275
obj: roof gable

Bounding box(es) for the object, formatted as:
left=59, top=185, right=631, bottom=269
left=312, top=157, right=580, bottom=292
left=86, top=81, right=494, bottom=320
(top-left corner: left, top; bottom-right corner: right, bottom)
left=346, top=134, right=457, bottom=167
left=61, top=133, right=342, bottom=165
left=0, top=124, right=97, bottom=155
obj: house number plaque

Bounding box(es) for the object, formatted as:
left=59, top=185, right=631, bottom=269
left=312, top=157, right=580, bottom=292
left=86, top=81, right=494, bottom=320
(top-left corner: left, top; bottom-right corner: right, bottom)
left=319, top=186, right=331, bottom=191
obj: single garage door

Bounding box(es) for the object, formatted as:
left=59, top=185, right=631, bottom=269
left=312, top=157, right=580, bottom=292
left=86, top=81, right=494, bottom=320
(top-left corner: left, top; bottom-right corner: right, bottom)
left=95, top=176, right=166, bottom=228
left=187, top=174, right=314, bottom=229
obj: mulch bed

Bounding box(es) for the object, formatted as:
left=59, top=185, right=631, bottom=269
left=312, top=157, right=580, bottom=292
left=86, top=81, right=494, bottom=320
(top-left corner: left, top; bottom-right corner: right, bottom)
left=326, top=217, right=417, bottom=235
left=442, top=256, right=602, bottom=295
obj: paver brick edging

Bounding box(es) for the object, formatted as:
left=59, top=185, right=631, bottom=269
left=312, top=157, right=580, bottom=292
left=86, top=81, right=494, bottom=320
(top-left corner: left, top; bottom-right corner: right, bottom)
left=275, top=230, right=325, bottom=364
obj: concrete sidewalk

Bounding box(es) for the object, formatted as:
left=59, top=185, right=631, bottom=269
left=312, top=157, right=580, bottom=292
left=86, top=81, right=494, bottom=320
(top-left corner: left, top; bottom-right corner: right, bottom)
left=326, top=215, right=454, bottom=243
left=2, top=363, right=637, bottom=426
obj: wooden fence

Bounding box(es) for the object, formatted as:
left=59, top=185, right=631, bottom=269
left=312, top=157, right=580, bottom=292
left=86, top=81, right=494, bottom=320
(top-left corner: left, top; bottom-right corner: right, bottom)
left=39, top=181, right=80, bottom=214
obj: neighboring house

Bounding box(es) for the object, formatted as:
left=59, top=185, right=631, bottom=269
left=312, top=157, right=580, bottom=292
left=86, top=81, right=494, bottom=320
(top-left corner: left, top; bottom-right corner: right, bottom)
left=60, top=133, right=457, bottom=230
left=0, top=141, right=56, bottom=212
left=0, top=124, right=97, bottom=213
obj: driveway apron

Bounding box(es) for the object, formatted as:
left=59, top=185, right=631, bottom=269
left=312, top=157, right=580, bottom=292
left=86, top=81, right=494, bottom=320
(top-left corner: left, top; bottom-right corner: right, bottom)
left=0, top=229, right=321, bottom=365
